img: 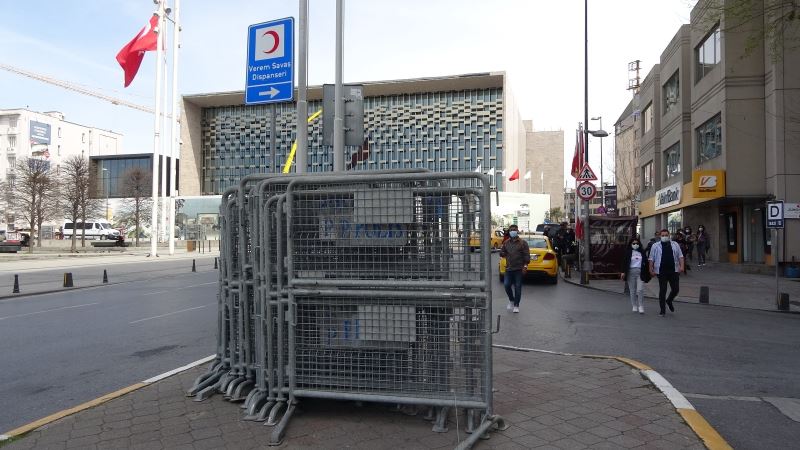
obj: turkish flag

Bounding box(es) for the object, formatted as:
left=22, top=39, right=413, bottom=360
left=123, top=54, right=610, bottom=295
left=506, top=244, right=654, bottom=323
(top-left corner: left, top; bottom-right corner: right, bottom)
left=575, top=218, right=583, bottom=240
left=508, top=169, right=520, bottom=181
left=571, top=128, right=585, bottom=178
left=116, top=14, right=159, bottom=87
left=346, top=137, right=370, bottom=170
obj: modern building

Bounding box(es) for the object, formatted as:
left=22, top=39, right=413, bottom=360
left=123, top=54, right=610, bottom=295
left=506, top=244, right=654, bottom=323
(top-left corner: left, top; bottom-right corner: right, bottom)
left=615, top=0, right=800, bottom=267
left=179, top=72, right=555, bottom=196
left=90, top=154, right=177, bottom=198
left=524, top=121, right=565, bottom=209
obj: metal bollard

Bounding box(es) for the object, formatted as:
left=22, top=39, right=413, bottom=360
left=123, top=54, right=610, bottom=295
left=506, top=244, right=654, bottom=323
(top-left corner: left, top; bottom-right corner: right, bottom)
left=214, top=257, right=218, bottom=269
left=13, top=274, right=20, bottom=294
left=777, top=293, right=790, bottom=311
left=699, top=286, right=709, bottom=304
left=192, top=259, right=197, bottom=272
left=63, top=272, right=74, bottom=288
left=103, top=269, right=108, bottom=284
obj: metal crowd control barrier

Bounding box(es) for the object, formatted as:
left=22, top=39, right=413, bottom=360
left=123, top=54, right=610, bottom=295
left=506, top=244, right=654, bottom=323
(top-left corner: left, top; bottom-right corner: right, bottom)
left=187, top=171, right=504, bottom=448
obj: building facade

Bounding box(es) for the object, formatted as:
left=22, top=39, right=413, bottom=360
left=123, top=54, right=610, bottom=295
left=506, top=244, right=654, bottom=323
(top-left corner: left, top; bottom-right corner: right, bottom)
left=614, top=99, right=642, bottom=217
left=1, top=109, right=124, bottom=228
left=616, top=0, right=800, bottom=266
left=180, top=73, right=537, bottom=196
left=524, top=121, right=565, bottom=210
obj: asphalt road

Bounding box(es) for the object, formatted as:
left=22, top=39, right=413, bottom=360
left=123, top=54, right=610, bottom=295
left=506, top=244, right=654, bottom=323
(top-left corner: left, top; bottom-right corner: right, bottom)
left=0, top=265, right=218, bottom=433
left=490, top=254, right=800, bottom=449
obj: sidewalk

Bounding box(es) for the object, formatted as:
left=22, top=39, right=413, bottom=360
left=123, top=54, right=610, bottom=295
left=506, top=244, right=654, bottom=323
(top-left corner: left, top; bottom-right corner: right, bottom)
left=569, top=262, right=800, bottom=312
left=1, top=348, right=707, bottom=450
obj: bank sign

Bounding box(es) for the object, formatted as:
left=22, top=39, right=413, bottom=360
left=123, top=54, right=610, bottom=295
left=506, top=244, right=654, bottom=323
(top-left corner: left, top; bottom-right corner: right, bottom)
left=655, top=182, right=681, bottom=210
left=30, top=121, right=51, bottom=145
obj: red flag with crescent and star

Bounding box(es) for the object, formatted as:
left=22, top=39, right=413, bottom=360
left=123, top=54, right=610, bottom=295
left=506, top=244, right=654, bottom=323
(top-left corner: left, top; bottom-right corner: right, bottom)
left=508, top=169, right=520, bottom=181
left=116, top=14, right=159, bottom=87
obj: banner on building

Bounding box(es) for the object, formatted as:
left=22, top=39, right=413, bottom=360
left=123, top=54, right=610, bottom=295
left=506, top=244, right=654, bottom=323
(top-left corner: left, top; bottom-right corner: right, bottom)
left=30, top=121, right=51, bottom=145
left=692, top=170, right=725, bottom=199
left=654, top=182, right=681, bottom=210
left=604, top=185, right=618, bottom=216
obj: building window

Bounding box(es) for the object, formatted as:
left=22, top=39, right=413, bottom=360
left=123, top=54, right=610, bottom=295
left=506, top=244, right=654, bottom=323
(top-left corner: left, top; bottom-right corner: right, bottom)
left=664, top=142, right=681, bottom=179
left=82, top=133, right=86, bottom=143
left=643, top=161, right=653, bottom=190
left=696, top=114, right=722, bottom=165
left=663, top=71, right=679, bottom=114
left=58, top=127, right=62, bottom=138
left=696, top=26, right=721, bottom=82
left=642, top=103, right=653, bottom=134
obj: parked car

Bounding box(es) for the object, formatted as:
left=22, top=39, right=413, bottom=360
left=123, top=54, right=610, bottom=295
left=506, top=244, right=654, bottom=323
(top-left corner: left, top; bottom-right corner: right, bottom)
left=469, top=227, right=506, bottom=252
left=498, top=234, right=558, bottom=284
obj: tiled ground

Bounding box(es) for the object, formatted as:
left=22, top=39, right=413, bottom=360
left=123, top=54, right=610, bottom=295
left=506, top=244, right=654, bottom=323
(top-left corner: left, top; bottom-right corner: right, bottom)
left=4, top=348, right=703, bottom=449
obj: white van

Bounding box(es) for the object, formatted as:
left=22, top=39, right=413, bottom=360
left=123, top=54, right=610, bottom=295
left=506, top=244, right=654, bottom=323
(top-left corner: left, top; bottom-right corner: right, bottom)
left=62, top=220, right=120, bottom=240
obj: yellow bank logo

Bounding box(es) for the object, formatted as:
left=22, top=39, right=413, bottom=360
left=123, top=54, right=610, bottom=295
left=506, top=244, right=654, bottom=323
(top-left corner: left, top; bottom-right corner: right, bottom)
left=699, top=175, right=717, bottom=191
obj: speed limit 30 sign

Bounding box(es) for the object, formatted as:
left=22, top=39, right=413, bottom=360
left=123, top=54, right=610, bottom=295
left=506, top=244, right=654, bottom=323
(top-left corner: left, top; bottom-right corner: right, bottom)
left=577, top=181, right=597, bottom=201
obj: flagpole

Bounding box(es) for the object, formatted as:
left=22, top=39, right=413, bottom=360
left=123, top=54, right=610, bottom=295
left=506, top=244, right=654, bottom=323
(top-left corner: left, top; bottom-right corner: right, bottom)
left=160, top=27, right=169, bottom=244
left=150, top=1, right=164, bottom=257
left=581, top=0, right=591, bottom=284
left=168, top=0, right=181, bottom=256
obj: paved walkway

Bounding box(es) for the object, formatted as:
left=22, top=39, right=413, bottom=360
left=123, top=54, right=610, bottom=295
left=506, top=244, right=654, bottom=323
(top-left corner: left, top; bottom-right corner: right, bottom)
left=569, top=262, right=800, bottom=312
left=2, top=348, right=705, bottom=450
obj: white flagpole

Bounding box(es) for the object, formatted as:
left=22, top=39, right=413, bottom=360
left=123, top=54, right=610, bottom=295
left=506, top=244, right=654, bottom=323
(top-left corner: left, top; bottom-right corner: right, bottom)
left=150, top=1, right=164, bottom=257
left=160, top=24, right=169, bottom=244
left=168, top=0, right=181, bottom=255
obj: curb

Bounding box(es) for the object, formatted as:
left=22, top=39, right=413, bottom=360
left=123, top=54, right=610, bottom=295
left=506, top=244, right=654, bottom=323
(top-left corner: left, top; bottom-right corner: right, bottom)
left=561, top=272, right=799, bottom=315
left=0, top=355, right=215, bottom=443
left=492, top=344, right=732, bottom=450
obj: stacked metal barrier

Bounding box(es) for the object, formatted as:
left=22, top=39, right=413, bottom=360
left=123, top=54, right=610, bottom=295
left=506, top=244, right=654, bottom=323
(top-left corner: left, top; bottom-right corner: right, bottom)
left=187, top=171, right=503, bottom=448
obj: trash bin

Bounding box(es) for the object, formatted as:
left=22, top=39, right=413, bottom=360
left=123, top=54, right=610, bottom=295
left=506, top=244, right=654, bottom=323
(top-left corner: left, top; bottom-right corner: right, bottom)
left=786, top=265, right=800, bottom=278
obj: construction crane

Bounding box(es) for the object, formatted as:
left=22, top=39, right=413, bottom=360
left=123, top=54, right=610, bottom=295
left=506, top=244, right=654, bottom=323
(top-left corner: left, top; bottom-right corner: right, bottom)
left=1, top=63, right=156, bottom=114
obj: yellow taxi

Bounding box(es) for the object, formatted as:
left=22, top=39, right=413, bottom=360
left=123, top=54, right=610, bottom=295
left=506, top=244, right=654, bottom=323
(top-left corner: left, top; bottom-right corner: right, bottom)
left=498, top=234, right=558, bottom=284
left=469, top=228, right=506, bottom=252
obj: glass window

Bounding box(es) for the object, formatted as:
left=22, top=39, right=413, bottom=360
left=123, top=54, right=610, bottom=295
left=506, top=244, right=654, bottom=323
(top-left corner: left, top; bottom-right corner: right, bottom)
left=696, top=26, right=721, bottom=82
left=642, top=103, right=653, bottom=134
left=696, top=114, right=722, bottom=165
left=662, top=70, right=680, bottom=114
left=642, top=161, right=653, bottom=190
left=664, top=142, right=681, bottom=179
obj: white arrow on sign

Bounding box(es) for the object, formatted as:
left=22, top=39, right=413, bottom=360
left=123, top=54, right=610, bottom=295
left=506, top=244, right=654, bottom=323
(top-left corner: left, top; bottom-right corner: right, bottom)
left=258, top=86, right=280, bottom=98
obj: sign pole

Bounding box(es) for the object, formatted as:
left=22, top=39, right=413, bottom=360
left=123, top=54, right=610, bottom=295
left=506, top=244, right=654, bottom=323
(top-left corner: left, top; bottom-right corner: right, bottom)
left=775, top=228, right=779, bottom=305
left=271, top=104, right=277, bottom=173
left=150, top=1, right=165, bottom=257
left=296, top=0, right=308, bottom=173
left=333, top=0, right=345, bottom=172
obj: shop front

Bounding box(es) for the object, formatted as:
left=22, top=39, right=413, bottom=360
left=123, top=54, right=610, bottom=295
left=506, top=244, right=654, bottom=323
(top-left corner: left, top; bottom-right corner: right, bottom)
left=638, top=170, right=772, bottom=265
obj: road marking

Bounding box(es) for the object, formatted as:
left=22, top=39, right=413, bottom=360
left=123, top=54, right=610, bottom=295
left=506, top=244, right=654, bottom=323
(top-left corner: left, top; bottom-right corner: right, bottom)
left=141, top=281, right=217, bottom=297
left=129, top=304, right=212, bottom=324
left=684, top=393, right=762, bottom=402
left=0, top=302, right=100, bottom=321
left=0, top=354, right=215, bottom=441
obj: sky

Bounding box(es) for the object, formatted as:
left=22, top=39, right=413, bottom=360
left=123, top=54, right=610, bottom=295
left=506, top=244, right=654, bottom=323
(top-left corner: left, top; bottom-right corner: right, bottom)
left=0, top=0, right=696, bottom=183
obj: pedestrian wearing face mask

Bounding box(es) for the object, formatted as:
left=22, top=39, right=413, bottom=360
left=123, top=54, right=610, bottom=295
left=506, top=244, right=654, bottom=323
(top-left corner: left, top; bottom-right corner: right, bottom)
left=648, top=229, right=685, bottom=316
left=500, top=224, right=530, bottom=313
left=695, top=225, right=710, bottom=266
left=684, top=226, right=695, bottom=262
left=621, top=238, right=651, bottom=314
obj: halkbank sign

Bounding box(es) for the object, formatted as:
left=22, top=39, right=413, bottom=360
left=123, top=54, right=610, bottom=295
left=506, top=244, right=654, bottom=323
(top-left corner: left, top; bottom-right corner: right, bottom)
left=655, top=182, right=682, bottom=210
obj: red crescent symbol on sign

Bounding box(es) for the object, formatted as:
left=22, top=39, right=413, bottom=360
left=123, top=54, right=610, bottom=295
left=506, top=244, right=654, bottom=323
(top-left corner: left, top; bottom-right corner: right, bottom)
left=262, top=30, right=280, bottom=54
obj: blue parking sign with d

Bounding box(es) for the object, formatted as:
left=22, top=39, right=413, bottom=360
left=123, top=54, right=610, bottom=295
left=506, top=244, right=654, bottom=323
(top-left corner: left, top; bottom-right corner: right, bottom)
left=245, top=17, right=294, bottom=105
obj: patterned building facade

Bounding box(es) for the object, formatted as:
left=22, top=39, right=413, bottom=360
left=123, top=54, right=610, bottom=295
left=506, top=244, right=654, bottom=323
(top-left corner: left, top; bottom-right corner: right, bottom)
left=180, top=73, right=529, bottom=196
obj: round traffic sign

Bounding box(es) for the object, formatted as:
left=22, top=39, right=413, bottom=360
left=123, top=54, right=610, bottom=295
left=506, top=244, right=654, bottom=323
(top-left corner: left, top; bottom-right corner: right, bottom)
left=577, top=181, right=597, bottom=201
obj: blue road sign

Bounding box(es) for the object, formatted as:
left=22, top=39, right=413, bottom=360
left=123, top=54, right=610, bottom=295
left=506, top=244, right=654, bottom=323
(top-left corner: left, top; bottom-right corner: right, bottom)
left=245, top=17, right=294, bottom=105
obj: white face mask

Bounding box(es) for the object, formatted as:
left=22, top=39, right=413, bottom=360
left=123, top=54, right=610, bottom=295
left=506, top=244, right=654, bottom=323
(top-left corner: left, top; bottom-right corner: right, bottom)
left=661, top=236, right=670, bottom=243
left=632, top=244, right=640, bottom=249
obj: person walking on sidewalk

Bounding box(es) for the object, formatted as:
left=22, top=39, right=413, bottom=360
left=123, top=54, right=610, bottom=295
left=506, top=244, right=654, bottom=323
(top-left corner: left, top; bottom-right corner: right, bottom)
left=500, top=224, right=530, bottom=314
left=696, top=225, right=710, bottom=266
left=621, top=237, right=651, bottom=314
left=684, top=226, right=695, bottom=262
left=649, top=229, right=685, bottom=316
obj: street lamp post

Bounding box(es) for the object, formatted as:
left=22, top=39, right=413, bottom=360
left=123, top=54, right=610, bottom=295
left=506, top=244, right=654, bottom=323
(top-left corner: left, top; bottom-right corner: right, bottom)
left=102, top=167, right=109, bottom=220
left=590, top=117, right=607, bottom=207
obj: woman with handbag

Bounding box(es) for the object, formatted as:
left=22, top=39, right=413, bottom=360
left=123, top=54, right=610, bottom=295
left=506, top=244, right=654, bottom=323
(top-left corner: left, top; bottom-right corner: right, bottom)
left=621, top=237, right=651, bottom=314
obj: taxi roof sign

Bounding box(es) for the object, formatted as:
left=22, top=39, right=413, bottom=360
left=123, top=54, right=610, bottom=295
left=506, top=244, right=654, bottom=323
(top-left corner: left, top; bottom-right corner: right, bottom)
left=576, top=163, right=598, bottom=181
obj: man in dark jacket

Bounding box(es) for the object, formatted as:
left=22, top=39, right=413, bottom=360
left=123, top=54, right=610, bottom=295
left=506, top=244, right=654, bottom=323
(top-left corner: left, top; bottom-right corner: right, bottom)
left=500, top=224, right=530, bottom=313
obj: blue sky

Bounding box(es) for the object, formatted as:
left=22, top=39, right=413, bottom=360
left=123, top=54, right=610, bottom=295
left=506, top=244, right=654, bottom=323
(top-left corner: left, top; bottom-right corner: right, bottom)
left=0, top=0, right=694, bottom=179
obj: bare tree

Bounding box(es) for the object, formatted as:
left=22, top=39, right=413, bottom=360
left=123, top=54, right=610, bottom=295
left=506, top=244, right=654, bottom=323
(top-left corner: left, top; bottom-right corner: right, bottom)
left=116, top=167, right=152, bottom=247
left=60, top=156, right=92, bottom=252
left=13, top=157, right=59, bottom=252
left=696, top=0, right=800, bottom=61
left=548, top=207, right=565, bottom=223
